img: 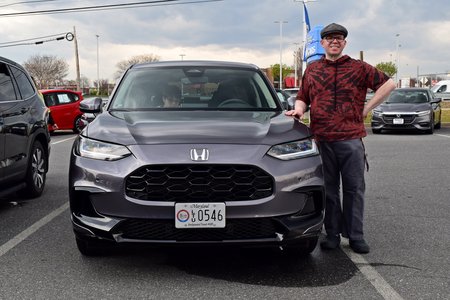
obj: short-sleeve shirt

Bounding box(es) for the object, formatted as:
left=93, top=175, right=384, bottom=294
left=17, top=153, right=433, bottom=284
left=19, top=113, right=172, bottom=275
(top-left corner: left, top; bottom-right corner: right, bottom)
left=297, top=55, right=389, bottom=141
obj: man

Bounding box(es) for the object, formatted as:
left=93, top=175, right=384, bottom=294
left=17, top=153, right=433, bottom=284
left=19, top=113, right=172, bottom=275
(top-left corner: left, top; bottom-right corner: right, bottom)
left=162, top=85, right=181, bottom=108
left=285, top=23, right=396, bottom=254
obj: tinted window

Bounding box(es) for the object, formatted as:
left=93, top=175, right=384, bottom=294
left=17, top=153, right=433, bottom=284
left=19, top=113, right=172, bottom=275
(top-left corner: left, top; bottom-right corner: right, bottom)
left=11, top=66, right=35, bottom=99
left=0, top=63, right=17, bottom=101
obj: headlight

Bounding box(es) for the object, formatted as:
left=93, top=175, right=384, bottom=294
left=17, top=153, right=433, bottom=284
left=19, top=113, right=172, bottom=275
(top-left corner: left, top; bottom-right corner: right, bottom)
left=76, top=136, right=131, bottom=161
left=372, top=109, right=382, bottom=117
left=267, top=138, right=319, bottom=160
left=417, top=110, right=430, bottom=117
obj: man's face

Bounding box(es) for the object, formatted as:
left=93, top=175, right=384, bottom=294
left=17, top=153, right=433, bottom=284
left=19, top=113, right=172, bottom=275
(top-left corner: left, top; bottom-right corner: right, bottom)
left=163, top=96, right=180, bottom=107
left=320, top=34, right=346, bottom=57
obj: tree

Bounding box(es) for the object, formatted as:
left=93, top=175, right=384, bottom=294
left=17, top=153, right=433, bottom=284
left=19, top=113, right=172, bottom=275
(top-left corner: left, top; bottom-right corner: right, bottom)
left=114, top=54, right=160, bottom=80
left=93, top=78, right=110, bottom=96
left=270, top=63, right=292, bottom=88
left=23, top=55, right=69, bottom=89
left=375, top=61, right=397, bottom=78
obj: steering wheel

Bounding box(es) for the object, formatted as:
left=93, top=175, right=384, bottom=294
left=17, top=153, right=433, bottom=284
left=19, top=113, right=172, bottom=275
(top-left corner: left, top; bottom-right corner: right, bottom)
left=217, top=98, right=251, bottom=108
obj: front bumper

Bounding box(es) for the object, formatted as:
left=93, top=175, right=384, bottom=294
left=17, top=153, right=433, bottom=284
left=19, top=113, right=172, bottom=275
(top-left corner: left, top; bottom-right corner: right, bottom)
left=71, top=191, right=324, bottom=246
left=371, top=113, right=432, bottom=131
left=69, top=142, right=325, bottom=247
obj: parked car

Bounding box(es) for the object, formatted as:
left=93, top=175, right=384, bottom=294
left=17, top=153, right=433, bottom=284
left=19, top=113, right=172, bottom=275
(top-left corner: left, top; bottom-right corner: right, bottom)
left=371, top=88, right=442, bottom=134
left=70, top=60, right=325, bottom=256
left=0, top=56, right=51, bottom=199
left=430, top=80, right=450, bottom=101
left=275, top=88, right=290, bottom=110
left=282, top=87, right=299, bottom=97
left=40, top=89, right=84, bottom=133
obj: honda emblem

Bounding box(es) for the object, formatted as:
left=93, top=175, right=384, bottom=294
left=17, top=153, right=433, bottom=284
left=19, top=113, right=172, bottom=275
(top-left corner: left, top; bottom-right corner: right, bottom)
left=190, top=148, right=209, bottom=161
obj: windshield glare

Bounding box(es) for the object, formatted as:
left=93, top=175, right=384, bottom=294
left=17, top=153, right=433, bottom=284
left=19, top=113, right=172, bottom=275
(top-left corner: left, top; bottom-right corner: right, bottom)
left=110, top=67, right=279, bottom=111
left=387, top=91, right=429, bottom=104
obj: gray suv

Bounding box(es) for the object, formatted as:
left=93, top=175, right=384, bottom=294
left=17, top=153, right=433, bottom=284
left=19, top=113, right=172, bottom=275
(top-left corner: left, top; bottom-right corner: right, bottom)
left=70, top=61, right=324, bottom=256
left=0, top=56, right=51, bottom=199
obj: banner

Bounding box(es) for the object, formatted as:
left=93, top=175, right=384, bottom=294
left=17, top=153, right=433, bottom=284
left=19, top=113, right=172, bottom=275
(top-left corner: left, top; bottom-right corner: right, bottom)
left=303, top=3, right=311, bottom=33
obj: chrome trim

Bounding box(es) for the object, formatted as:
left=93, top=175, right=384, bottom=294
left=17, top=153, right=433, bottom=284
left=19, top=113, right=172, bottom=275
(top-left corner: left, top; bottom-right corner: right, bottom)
left=73, top=214, right=122, bottom=232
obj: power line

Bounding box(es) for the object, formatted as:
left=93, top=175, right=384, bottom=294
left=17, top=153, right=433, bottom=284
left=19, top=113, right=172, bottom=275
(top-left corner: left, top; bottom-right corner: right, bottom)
left=0, top=0, right=58, bottom=8
left=0, top=32, right=67, bottom=45
left=0, top=32, right=73, bottom=48
left=0, top=0, right=223, bottom=17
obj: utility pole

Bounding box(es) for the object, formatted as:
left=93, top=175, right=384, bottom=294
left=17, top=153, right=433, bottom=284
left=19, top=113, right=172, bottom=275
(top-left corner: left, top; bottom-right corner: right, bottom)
left=73, top=26, right=81, bottom=91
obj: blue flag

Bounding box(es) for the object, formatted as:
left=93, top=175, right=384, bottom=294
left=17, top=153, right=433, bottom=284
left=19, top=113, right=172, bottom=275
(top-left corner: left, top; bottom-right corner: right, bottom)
left=303, top=3, right=311, bottom=32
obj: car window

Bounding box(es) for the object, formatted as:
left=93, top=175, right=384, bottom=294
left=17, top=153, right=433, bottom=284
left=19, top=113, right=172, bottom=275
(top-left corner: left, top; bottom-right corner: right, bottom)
left=388, top=90, right=429, bottom=104
left=0, top=62, right=17, bottom=101
left=111, top=67, right=279, bottom=111
left=57, top=93, right=74, bottom=104
left=43, top=92, right=78, bottom=106
left=10, top=66, right=35, bottom=99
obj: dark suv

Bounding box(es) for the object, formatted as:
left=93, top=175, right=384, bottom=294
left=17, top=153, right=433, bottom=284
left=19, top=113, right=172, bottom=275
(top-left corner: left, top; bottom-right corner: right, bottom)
left=0, top=56, right=51, bottom=199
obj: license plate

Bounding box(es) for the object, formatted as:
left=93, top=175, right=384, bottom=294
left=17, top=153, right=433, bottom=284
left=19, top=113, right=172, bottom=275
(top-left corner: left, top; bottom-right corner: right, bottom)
left=175, top=203, right=226, bottom=228
left=393, top=118, right=404, bottom=124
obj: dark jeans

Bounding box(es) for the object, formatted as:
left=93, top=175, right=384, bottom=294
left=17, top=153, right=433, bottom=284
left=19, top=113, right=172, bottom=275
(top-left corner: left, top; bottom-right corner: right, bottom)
left=318, top=139, right=366, bottom=240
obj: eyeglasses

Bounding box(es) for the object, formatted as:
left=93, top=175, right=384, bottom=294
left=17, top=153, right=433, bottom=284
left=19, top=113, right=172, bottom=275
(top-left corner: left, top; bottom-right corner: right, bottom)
left=324, top=35, right=345, bottom=42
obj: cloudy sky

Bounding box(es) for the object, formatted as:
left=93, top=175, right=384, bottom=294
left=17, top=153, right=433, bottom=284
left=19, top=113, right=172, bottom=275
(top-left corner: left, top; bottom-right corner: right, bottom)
left=1, top=0, right=450, bottom=85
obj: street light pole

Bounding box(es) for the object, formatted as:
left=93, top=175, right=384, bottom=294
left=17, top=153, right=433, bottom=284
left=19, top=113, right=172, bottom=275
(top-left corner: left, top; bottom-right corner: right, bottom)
left=293, top=42, right=300, bottom=87
left=180, top=54, right=186, bottom=60
left=96, top=34, right=100, bottom=95
left=395, top=33, right=400, bottom=87
left=275, top=20, right=288, bottom=89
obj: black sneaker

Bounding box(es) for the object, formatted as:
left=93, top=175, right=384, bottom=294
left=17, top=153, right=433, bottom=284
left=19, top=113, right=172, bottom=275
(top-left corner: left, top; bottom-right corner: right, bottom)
left=349, top=239, right=370, bottom=254
left=320, top=235, right=341, bottom=250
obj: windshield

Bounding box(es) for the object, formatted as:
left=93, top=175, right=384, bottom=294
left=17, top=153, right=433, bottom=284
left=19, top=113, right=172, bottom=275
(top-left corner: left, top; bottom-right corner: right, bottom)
left=110, top=66, right=280, bottom=111
left=387, top=90, right=429, bottom=104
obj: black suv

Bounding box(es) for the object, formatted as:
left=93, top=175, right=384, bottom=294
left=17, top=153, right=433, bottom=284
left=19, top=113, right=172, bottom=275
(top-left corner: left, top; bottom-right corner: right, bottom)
left=0, top=56, right=51, bottom=199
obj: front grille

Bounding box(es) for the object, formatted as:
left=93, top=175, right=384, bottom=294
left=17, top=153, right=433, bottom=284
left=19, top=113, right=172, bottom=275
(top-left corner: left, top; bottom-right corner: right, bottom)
left=382, top=114, right=415, bottom=124
left=112, top=218, right=279, bottom=241
left=125, top=164, right=274, bottom=202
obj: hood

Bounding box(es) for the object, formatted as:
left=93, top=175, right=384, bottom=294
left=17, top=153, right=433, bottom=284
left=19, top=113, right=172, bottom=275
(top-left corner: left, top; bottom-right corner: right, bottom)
left=83, top=110, right=312, bottom=145
left=377, top=102, right=431, bottom=113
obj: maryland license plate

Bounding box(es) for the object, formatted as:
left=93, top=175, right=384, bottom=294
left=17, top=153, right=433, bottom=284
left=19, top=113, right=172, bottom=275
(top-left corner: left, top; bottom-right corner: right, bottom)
left=175, top=203, right=226, bottom=228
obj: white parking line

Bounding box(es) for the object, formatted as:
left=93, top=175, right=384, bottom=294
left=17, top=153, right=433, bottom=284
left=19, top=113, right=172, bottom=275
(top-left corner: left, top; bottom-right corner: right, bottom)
left=0, top=202, right=69, bottom=257
left=341, top=240, right=404, bottom=300
left=435, top=133, right=450, bottom=138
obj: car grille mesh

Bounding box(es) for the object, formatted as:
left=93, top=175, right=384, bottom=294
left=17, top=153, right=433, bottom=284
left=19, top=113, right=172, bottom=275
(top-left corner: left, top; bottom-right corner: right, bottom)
left=382, top=114, right=415, bottom=124
left=125, top=164, right=274, bottom=202
left=112, top=218, right=279, bottom=241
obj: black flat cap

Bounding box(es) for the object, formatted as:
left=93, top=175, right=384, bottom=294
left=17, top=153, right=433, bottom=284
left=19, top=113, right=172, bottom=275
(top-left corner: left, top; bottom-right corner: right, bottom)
left=320, top=23, right=348, bottom=39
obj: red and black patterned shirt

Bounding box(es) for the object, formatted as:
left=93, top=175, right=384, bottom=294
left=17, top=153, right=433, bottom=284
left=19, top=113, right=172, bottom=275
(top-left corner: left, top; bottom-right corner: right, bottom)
left=297, top=55, right=389, bottom=141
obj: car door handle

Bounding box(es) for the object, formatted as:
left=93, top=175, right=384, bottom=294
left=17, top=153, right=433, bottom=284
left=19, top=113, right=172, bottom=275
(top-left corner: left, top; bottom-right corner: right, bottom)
left=21, top=107, right=30, bottom=114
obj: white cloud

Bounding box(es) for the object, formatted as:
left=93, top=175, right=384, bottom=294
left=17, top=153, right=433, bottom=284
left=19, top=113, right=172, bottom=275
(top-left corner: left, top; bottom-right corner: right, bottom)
left=2, top=0, right=450, bottom=84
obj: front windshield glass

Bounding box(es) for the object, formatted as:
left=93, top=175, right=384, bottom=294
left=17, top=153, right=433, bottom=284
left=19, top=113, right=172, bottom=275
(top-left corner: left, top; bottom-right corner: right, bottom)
left=387, top=90, right=429, bottom=104
left=110, top=66, right=280, bottom=111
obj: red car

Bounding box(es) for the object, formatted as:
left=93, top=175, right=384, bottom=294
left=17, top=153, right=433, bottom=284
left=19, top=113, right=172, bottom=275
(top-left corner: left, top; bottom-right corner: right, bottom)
left=40, top=89, right=84, bottom=133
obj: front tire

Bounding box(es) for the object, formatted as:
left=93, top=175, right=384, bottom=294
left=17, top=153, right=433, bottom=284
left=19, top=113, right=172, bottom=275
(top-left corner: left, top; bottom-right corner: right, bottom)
left=426, top=117, right=434, bottom=134
left=20, top=140, right=47, bottom=198
left=73, top=115, right=83, bottom=133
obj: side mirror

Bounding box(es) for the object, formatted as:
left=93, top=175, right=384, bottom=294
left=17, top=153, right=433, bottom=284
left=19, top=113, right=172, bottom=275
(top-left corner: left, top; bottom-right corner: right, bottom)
left=80, top=97, right=103, bottom=113
left=430, top=98, right=442, bottom=104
